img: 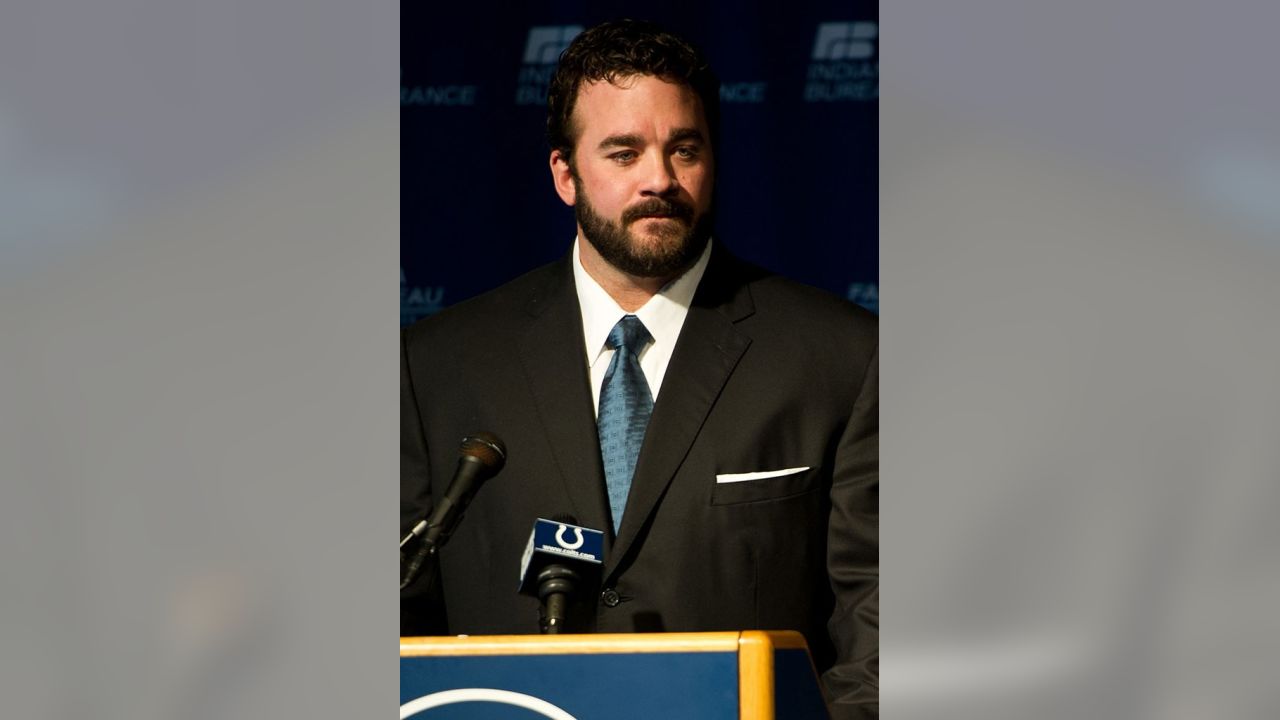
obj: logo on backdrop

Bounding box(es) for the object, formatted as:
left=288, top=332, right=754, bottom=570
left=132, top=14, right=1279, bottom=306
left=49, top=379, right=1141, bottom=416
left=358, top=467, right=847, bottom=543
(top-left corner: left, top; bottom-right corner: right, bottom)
left=847, top=282, right=879, bottom=314
left=400, top=67, right=478, bottom=107
left=401, top=266, right=444, bottom=326
left=805, top=22, right=878, bottom=102
left=720, top=81, right=767, bottom=104
left=516, top=25, right=584, bottom=105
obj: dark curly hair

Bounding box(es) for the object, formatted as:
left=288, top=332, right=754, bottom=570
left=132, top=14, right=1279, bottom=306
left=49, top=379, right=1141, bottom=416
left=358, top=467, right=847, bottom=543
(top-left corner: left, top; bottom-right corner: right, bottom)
left=547, top=19, right=720, bottom=163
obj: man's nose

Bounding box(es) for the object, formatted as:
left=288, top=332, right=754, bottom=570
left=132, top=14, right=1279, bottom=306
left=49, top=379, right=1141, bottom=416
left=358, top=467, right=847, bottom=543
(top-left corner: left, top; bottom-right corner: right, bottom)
left=638, top=153, right=679, bottom=196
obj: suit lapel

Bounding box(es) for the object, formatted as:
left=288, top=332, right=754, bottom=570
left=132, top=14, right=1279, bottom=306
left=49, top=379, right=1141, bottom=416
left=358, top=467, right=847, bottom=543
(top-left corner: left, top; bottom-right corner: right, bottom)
left=607, top=246, right=757, bottom=572
left=517, top=257, right=613, bottom=540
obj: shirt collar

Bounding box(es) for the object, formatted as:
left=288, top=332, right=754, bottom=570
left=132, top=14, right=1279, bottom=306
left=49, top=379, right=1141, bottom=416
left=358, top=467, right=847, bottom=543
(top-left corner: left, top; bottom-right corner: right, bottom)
left=572, top=236, right=713, bottom=367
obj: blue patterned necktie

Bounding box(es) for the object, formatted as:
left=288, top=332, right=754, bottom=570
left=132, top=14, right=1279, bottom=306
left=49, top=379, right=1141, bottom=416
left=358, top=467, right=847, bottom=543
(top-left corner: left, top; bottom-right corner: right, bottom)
left=597, top=315, right=654, bottom=532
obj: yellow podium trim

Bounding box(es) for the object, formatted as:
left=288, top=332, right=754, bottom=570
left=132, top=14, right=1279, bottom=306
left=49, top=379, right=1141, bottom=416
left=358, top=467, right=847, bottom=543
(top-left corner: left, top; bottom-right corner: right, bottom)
left=400, top=630, right=811, bottom=720
left=738, top=631, right=774, bottom=719
left=400, top=630, right=805, bottom=655
left=402, top=631, right=739, bottom=656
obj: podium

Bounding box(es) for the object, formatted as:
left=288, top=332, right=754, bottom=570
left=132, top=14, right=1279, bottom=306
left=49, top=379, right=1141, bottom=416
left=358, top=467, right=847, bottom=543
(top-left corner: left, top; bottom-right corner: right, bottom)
left=400, top=631, right=829, bottom=719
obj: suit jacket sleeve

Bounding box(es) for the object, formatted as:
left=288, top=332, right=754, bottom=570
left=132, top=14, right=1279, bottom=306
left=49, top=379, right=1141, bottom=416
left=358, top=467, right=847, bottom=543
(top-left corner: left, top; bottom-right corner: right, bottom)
left=400, top=327, right=446, bottom=635
left=824, top=340, right=879, bottom=719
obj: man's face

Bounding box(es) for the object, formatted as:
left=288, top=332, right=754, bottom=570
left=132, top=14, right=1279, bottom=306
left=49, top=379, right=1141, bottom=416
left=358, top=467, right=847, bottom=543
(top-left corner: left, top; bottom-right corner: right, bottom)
left=551, top=75, right=715, bottom=279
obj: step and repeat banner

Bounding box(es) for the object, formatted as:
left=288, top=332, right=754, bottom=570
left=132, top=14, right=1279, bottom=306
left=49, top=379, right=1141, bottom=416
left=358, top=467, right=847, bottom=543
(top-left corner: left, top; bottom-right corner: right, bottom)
left=402, top=2, right=877, bottom=325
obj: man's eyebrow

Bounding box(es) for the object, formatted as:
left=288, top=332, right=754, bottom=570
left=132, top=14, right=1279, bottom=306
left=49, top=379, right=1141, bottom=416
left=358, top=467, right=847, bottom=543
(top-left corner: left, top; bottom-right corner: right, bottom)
left=597, top=133, right=644, bottom=151
left=667, top=127, right=705, bottom=145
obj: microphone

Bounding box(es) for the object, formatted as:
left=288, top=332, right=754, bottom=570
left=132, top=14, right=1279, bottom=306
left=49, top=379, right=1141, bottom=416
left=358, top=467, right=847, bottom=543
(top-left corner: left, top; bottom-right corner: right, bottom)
left=518, top=515, right=605, bottom=634
left=400, top=432, right=506, bottom=590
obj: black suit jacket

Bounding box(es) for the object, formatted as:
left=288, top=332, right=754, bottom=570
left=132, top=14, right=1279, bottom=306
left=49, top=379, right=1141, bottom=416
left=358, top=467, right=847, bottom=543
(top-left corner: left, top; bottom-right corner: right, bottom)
left=401, top=244, right=878, bottom=718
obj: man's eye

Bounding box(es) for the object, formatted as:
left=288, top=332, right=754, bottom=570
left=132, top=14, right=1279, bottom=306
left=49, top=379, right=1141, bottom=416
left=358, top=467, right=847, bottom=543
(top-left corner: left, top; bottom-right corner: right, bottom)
left=674, top=146, right=699, bottom=160
left=611, top=151, right=637, bottom=163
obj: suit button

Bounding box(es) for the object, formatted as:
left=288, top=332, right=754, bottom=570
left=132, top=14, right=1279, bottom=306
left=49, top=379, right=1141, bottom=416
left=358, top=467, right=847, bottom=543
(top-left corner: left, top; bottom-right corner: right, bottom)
left=601, top=588, right=621, bottom=607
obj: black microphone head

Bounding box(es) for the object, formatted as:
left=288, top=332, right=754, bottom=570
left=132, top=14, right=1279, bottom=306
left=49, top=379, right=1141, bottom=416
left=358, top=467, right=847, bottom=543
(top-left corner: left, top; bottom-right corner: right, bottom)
left=460, top=432, right=506, bottom=472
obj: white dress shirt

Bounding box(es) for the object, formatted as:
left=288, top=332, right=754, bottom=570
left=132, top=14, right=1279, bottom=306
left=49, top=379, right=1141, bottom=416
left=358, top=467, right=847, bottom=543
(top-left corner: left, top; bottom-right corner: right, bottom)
left=572, top=236, right=713, bottom=418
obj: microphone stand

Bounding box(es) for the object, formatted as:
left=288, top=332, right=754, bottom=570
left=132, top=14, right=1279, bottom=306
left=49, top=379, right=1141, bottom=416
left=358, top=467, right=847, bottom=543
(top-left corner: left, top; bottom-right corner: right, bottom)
left=536, top=564, right=580, bottom=634
left=400, top=520, right=441, bottom=591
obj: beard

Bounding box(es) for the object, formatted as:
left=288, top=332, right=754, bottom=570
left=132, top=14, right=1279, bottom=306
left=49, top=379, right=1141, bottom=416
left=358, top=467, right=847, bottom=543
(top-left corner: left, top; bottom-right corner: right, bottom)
left=574, top=178, right=713, bottom=279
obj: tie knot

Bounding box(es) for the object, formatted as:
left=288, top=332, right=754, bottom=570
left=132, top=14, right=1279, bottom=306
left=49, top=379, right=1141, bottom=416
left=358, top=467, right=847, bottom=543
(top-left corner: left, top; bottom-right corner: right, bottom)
left=606, top=315, right=652, bottom=353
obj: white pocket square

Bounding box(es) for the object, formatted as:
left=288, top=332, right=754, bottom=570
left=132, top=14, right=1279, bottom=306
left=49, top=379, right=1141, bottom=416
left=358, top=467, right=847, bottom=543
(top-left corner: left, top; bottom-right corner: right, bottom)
left=715, top=466, right=811, bottom=484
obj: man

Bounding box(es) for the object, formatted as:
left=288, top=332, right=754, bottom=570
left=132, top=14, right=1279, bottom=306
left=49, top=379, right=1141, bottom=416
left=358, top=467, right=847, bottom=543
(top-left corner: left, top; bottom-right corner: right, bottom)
left=401, top=19, right=878, bottom=718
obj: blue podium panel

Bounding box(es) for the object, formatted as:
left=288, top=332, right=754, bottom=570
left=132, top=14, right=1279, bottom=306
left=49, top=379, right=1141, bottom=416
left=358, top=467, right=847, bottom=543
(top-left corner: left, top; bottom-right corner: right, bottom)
left=774, top=649, right=830, bottom=720
left=400, top=651, right=738, bottom=719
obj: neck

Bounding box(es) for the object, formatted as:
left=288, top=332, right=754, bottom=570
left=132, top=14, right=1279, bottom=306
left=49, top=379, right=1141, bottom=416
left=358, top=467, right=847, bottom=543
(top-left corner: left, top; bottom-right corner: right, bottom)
left=578, top=240, right=674, bottom=313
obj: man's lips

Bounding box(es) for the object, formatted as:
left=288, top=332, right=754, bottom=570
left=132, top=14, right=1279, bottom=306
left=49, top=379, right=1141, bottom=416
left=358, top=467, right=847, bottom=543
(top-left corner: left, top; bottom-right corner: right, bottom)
left=632, top=212, right=685, bottom=221
left=623, top=202, right=693, bottom=224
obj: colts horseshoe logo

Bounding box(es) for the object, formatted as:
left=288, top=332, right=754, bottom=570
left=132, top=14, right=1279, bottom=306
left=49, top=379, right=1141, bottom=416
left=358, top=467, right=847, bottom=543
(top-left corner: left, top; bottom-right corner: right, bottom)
left=400, top=688, right=579, bottom=719
left=555, top=524, right=585, bottom=550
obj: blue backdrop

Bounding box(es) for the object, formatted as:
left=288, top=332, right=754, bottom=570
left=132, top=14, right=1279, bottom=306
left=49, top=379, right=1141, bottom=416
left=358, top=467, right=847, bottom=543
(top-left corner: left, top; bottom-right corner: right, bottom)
left=402, top=2, right=877, bottom=325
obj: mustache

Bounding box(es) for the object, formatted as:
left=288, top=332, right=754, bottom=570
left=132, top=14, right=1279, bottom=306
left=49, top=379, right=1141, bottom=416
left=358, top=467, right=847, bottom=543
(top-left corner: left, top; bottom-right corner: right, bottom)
left=622, top=198, right=694, bottom=225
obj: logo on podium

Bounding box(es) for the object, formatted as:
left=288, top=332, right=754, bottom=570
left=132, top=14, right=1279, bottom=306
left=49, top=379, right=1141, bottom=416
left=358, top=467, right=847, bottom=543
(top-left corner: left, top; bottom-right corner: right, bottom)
left=401, top=688, right=580, bottom=719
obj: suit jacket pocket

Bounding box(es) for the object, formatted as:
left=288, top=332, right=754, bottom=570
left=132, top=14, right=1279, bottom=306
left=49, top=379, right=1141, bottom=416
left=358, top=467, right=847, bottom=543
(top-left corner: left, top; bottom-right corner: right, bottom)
left=710, top=466, right=821, bottom=505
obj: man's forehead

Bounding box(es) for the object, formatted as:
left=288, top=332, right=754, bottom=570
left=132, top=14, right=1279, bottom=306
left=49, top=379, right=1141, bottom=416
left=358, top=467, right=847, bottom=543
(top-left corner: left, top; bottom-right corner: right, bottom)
left=574, top=74, right=697, bottom=102
left=579, top=72, right=671, bottom=92
left=572, top=75, right=706, bottom=129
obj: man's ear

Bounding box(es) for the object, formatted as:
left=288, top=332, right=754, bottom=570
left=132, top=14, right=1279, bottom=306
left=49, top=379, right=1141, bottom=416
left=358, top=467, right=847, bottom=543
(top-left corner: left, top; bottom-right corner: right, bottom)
left=549, top=149, right=576, bottom=207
